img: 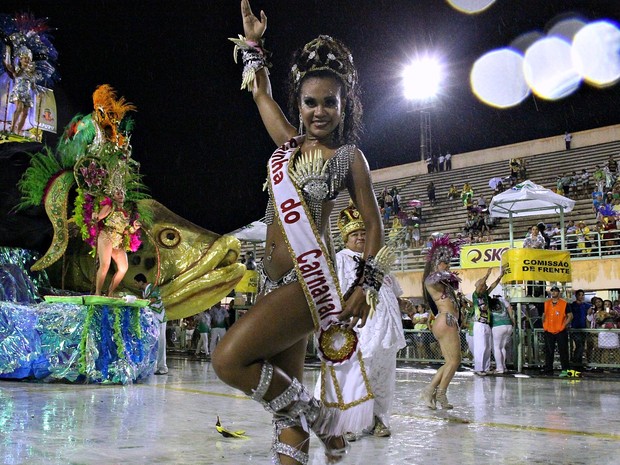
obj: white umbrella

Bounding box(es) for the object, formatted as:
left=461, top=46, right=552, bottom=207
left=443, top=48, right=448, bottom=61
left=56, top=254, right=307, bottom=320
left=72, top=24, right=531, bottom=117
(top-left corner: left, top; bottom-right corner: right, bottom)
left=488, top=180, right=575, bottom=219
left=228, top=220, right=267, bottom=243
left=488, top=177, right=504, bottom=190
left=489, top=179, right=575, bottom=250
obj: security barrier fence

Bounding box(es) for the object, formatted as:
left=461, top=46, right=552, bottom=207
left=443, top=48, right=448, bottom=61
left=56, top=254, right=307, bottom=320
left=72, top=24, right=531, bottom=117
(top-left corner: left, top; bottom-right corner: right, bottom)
left=394, top=328, right=620, bottom=370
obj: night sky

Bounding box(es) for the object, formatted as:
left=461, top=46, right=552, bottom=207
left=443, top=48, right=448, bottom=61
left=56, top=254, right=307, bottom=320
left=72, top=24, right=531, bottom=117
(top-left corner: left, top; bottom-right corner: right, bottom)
left=4, top=0, right=620, bottom=234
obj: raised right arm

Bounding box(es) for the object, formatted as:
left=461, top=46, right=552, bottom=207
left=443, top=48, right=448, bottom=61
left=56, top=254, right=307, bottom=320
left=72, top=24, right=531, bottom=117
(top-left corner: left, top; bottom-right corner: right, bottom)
left=240, top=0, right=297, bottom=146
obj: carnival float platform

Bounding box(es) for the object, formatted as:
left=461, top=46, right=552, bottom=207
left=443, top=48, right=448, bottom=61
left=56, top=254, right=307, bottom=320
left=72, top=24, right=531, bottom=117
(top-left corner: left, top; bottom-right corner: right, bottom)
left=0, top=248, right=159, bottom=385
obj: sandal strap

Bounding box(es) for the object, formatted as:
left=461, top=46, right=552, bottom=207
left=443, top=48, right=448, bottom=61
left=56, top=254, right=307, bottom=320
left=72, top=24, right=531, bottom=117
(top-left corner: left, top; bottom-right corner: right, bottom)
left=250, top=361, right=274, bottom=402
left=271, top=417, right=309, bottom=465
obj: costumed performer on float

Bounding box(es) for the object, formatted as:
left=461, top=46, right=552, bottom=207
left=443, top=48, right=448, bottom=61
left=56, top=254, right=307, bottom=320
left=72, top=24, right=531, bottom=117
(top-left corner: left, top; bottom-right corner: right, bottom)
left=95, top=182, right=141, bottom=296
left=71, top=85, right=143, bottom=296
left=329, top=203, right=406, bottom=440
left=0, top=13, right=59, bottom=137
left=421, top=234, right=463, bottom=409
left=3, top=45, right=35, bottom=136
left=212, top=1, right=389, bottom=464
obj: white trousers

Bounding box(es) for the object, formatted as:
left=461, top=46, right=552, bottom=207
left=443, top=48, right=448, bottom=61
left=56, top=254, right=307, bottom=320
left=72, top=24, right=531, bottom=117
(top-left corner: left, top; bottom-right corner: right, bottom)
left=473, top=321, right=492, bottom=372
left=491, top=325, right=513, bottom=373
left=157, top=322, right=168, bottom=372
left=196, top=332, right=209, bottom=355
left=366, top=348, right=399, bottom=428
left=210, top=328, right=226, bottom=354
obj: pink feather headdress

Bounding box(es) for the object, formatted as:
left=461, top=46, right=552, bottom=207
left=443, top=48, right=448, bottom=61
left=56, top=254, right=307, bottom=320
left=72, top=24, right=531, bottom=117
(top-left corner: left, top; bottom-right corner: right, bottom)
left=426, top=234, right=461, bottom=267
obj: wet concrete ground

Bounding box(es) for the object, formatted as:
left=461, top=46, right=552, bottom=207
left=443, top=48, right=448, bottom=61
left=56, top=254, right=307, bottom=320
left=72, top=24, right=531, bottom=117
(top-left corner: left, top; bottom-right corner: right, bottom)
left=1, top=357, right=618, bottom=465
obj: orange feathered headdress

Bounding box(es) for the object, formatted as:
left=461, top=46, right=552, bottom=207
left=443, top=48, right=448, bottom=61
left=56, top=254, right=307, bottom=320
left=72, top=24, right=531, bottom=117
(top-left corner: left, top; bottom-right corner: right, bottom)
left=92, top=84, right=136, bottom=144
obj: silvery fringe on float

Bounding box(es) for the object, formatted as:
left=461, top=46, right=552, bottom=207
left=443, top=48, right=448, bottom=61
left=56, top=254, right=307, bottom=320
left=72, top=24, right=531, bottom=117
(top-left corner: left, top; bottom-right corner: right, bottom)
left=0, top=248, right=159, bottom=384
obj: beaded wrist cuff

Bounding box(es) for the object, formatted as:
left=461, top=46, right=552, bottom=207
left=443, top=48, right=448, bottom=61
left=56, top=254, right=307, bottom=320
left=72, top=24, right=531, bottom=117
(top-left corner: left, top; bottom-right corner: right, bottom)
left=358, top=246, right=395, bottom=316
left=229, top=35, right=272, bottom=91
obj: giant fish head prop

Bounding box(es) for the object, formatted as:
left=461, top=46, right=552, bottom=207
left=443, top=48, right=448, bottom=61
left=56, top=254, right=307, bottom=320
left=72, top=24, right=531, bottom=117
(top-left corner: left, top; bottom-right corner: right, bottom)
left=50, top=199, right=246, bottom=320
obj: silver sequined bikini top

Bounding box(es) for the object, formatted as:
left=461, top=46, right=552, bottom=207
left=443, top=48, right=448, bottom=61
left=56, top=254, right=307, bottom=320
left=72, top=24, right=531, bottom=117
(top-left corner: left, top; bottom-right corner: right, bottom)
left=264, top=144, right=356, bottom=230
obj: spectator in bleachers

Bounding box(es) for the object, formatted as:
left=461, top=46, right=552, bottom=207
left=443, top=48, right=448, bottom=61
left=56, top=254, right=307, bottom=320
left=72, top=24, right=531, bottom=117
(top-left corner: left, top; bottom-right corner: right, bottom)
left=575, top=221, right=593, bottom=256
left=605, top=192, right=614, bottom=205
left=537, top=222, right=551, bottom=249
left=384, top=189, right=393, bottom=213
left=547, top=222, right=561, bottom=249
left=378, top=187, right=389, bottom=209
left=564, top=131, right=572, bottom=150
left=391, top=187, right=401, bottom=216
left=592, top=192, right=604, bottom=216
left=477, top=193, right=487, bottom=209
left=461, top=182, right=474, bottom=209
left=579, top=168, right=590, bottom=198
left=444, top=151, right=452, bottom=171
left=593, top=165, right=605, bottom=193
left=561, top=173, right=571, bottom=196
left=426, top=155, right=433, bottom=174
left=604, top=165, right=615, bottom=191
left=492, top=179, right=505, bottom=198
left=427, top=181, right=437, bottom=207
left=600, top=216, right=617, bottom=255
left=438, top=153, right=445, bottom=172
left=509, top=158, right=520, bottom=183
left=447, top=184, right=459, bottom=200
left=607, top=154, right=618, bottom=175
left=405, top=211, right=421, bottom=248
left=569, top=171, right=579, bottom=196
left=463, top=212, right=476, bottom=237
left=555, top=176, right=563, bottom=195
left=388, top=216, right=403, bottom=247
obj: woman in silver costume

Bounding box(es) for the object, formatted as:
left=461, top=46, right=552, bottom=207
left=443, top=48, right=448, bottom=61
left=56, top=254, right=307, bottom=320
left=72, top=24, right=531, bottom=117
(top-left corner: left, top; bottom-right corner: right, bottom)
left=3, top=46, right=36, bottom=136
left=420, top=234, right=462, bottom=409
left=212, top=1, right=384, bottom=464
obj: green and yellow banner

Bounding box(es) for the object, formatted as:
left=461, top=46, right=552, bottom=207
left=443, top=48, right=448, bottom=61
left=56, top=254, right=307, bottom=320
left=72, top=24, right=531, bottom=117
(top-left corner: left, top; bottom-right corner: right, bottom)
left=235, top=269, right=259, bottom=293
left=460, top=240, right=524, bottom=269
left=501, top=249, right=571, bottom=282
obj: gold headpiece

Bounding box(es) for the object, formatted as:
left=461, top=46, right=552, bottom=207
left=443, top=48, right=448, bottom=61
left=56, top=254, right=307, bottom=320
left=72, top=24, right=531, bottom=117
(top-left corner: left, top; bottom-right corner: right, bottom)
left=338, top=201, right=365, bottom=242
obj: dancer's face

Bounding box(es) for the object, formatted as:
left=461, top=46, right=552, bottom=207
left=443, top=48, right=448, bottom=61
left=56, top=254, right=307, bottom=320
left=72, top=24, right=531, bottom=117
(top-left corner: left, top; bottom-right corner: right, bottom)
left=299, top=76, right=343, bottom=142
left=113, top=189, right=125, bottom=204
left=437, top=260, right=450, bottom=272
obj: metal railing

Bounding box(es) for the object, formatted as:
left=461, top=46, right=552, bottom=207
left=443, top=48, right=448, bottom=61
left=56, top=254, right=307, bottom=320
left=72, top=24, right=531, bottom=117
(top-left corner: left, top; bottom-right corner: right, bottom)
left=389, top=230, right=620, bottom=272
left=390, top=328, right=620, bottom=370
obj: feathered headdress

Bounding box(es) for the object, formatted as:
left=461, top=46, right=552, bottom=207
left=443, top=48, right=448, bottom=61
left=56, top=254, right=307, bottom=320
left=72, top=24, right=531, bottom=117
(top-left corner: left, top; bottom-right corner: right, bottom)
left=92, top=84, right=136, bottom=146
left=426, top=234, right=461, bottom=267
left=0, top=12, right=59, bottom=87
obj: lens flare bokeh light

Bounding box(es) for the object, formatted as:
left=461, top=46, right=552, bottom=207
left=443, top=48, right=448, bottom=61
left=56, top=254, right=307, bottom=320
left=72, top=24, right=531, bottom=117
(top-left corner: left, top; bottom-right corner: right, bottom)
left=471, top=48, right=529, bottom=108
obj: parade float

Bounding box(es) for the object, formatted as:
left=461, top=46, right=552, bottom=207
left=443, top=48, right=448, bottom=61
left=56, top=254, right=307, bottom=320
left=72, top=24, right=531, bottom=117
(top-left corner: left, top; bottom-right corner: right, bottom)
left=0, top=15, right=245, bottom=383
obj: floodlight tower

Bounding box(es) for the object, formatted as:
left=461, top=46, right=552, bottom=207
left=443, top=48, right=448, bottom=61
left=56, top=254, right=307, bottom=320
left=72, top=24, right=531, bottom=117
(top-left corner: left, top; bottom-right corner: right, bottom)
left=403, top=57, right=443, bottom=162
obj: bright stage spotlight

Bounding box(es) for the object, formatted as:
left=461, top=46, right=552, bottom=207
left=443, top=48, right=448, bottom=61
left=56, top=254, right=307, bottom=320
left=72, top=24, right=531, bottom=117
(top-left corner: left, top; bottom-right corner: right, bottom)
left=402, top=57, right=443, bottom=101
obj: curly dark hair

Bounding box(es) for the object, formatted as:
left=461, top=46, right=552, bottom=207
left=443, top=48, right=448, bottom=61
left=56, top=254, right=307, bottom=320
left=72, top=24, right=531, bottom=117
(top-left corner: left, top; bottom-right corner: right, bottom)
left=286, top=35, right=363, bottom=145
